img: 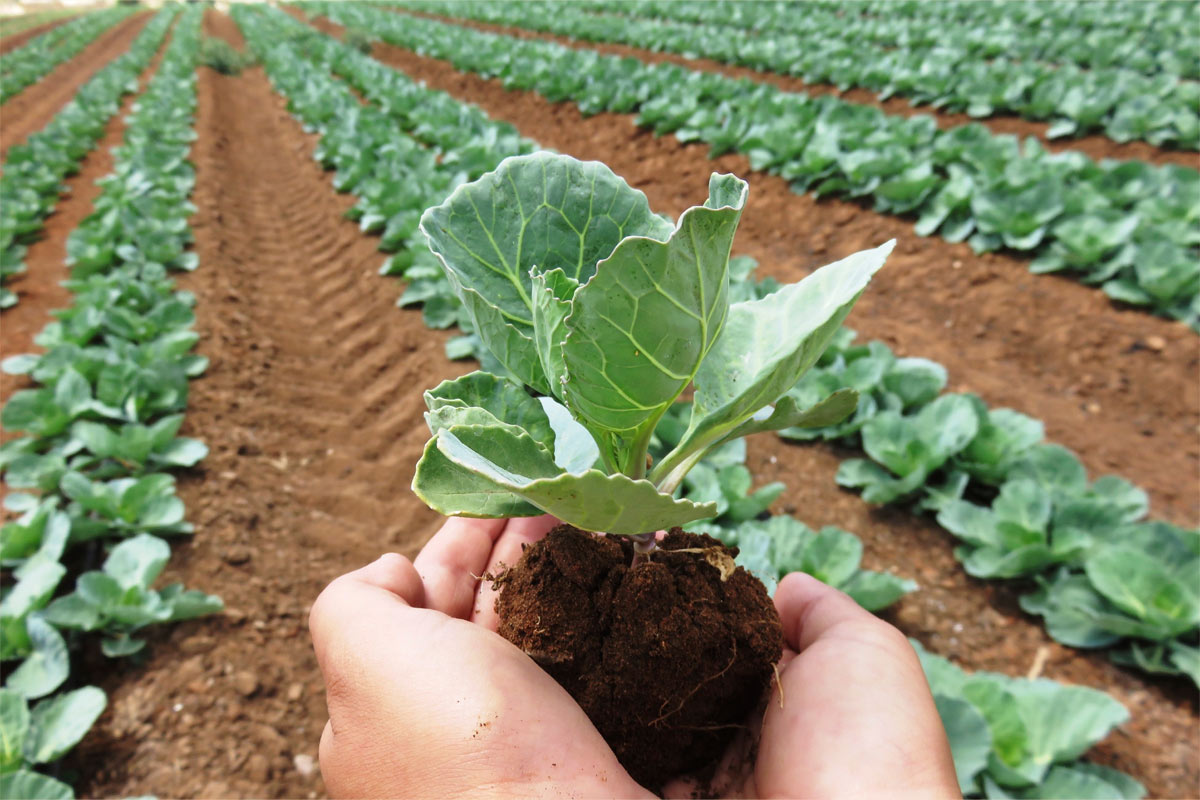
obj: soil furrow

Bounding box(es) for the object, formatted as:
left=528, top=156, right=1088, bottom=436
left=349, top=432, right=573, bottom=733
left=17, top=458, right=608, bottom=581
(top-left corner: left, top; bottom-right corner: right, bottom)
left=392, top=7, right=1197, bottom=168
left=0, top=15, right=73, bottom=54
left=0, top=12, right=150, bottom=161
left=0, top=27, right=168, bottom=409
left=71, top=19, right=466, bottom=796
left=306, top=16, right=1199, bottom=527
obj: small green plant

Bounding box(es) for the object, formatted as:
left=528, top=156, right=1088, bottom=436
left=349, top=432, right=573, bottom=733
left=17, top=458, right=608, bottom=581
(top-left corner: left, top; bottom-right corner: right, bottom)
left=412, top=152, right=892, bottom=558
left=198, top=36, right=251, bottom=75
left=343, top=27, right=375, bottom=54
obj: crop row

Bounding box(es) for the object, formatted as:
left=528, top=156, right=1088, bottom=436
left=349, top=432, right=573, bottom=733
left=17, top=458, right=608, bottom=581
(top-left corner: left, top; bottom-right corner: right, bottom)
left=0, top=6, right=137, bottom=104
left=578, top=0, right=1200, bottom=80
left=304, top=2, right=1200, bottom=329
left=0, top=9, right=84, bottom=40
left=0, top=8, right=217, bottom=799
left=236, top=8, right=1143, bottom=796
left=400, top=0, right=1199, bottom=149
left=0, top=8, right=174, bottom=310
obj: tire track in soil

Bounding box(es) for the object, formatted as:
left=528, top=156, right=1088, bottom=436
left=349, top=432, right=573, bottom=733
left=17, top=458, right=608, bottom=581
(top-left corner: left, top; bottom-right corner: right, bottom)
left=0, top=16, right=73, bottom=54
left=296, top=18, right=1198, bottom=797
left=394, top=7, right=1197, bottom=169
left=303, top=15, right=1200, bottom=524
left=72, top=17, right=468, bottom=798
left=0, top=22, right=168, bottom=411
left=0, top=12, right=150, bottom=162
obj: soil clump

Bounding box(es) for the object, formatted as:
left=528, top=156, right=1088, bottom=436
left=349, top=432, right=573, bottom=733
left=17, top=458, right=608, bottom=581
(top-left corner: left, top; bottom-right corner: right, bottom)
left=496, top=526, right=783, bottom=790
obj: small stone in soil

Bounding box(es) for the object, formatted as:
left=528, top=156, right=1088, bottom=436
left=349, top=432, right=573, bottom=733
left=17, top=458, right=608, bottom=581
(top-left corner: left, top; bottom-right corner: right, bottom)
left=222, top=545, right=252, bottom=565
left=287, top=682, right=304, bottom=701
left=294, top=753, right=317, bottom=777
left=233, top=671, right=259, bottom=697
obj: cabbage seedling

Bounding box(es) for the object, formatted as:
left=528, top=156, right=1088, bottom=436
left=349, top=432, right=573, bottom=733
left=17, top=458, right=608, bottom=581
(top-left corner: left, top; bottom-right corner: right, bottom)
left=413, top=152, right=892, bottom=557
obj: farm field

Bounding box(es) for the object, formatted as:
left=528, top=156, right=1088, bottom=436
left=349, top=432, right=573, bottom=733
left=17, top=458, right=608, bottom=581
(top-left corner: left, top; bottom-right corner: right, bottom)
left=0, top=3, right=1197, bottom=799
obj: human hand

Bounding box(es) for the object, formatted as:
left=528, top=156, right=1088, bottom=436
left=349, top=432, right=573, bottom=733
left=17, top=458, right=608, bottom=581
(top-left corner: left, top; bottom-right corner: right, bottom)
left=677, top=570, right=961, bottom=799
left=309, top=516, right=654, bottom=799
left=310, top=517, right=960, bottom=799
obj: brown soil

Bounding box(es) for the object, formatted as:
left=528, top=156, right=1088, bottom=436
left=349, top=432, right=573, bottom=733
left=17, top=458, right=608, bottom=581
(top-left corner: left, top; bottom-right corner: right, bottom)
left=496, top=526, right=783, bottom=791
left=44, top=11, right=1200, bottom=800
left=394, top=7, right=1199, bottom=169
left=0, top=22, right=164, bottom=410
left=0, top=12, right=150, bottom=162
left=0, top=16, right=71, bottom=54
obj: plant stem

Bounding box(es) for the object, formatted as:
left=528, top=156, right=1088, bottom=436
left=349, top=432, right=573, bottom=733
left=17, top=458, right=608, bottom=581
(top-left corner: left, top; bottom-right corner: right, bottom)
left=630, top=531, right=658, bottom=566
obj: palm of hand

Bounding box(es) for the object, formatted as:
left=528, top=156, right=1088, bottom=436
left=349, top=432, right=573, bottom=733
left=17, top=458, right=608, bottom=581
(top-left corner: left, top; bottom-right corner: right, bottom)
left=310, top=517, right=959, bottom=799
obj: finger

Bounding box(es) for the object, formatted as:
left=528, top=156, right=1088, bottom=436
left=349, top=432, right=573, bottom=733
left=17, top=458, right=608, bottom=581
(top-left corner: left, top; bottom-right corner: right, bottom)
left=472, top=514, right=559, bottom=629
left=774, top=571, right=881, bottom=652
left=309, top=553, right=424, bottom=674
left=311, top=562, right=649, bottom=798
left=759, top=573, right=959, bottom=799
left=413, top=517, right=507, bottom=619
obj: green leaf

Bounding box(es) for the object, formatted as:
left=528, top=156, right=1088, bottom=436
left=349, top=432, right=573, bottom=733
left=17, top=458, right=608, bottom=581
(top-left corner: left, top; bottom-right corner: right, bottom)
left=70, top=421, right=118, bottom=459
left=961, top=678, right=1028, bottom=767
left=934, top=694, right=992, bottom=795
left=0, top=561, right=66, bottom=621
left=1085, top=546, right=1199, bottom=636
left=156, top=438, right=207, bottom=467
left=23, top=686, right=106, bottom=764
left=804, top=526, right=862, bottom=586
left=0, top=690, right=30, bottom=773
left=433, top=426, right=715, bottom=534
left=882, top=357, right=947, bottom=409
left=0, top=770, right=73, bottom=800
left=420, top=153, right=672, bottom=390
left=1004, top=678, right=1128, bottom=781
left=424, top=371, right=554, bottom=448
left=839, top=570, right=917, bottom=611
left=537, top=396, right=599, bottom=473
left=412, top=435, right=543, bottom=519
left=103, top=534, right=171, bottom=590
left=4, top=618, right=69, bottom=700
left=561, top=172, right=747, bottom=439
left=1042, top=764, right=1143, bottom=799
left=661, top=242, right=892, bottom=483
left=727, top=388, right=859, bottom=441
left=530, top=268, right=578, bottom=399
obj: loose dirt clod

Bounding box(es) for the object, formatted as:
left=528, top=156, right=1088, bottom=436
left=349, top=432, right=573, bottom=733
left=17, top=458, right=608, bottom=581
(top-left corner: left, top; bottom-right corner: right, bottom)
left=496, top=526, right=783, bottom=790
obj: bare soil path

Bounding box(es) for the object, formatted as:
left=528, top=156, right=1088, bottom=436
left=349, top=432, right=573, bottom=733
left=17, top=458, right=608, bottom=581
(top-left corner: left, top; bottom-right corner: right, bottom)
left=394, top=7, right=1200, bottom=168
left=0, top=12, right=149, bottom=162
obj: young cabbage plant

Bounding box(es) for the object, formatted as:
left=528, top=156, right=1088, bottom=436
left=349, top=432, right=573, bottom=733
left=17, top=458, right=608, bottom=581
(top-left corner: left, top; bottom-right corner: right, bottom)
left=412, top=152, right=892, bottom=558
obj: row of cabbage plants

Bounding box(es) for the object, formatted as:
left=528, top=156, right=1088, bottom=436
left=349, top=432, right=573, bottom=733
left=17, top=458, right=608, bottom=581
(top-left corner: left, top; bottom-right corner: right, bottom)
left=779, top=329, right=1198, bottom=686
left=577, top=0, right=1199, bottom=80
left=0, top=6, right=138, bottom=104
left=400, top=0, right=1199, bottom=149
left=0, top=8, right=218, bottom=799
left=0, top=7, right=177, bottom=310
left=294, top=2, right=1199, bottom=686
left=233, top=9, right=1143, bottom=796
left=302, top=2, right=1200, bottom=329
